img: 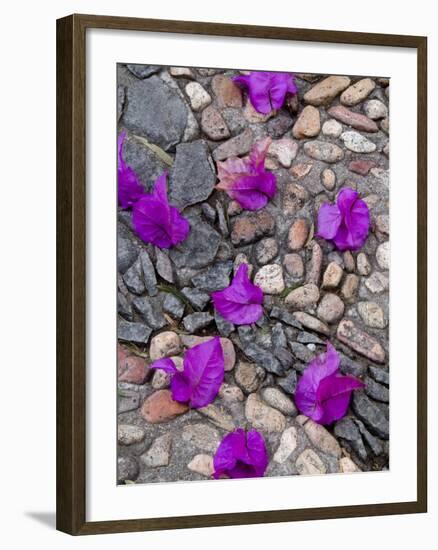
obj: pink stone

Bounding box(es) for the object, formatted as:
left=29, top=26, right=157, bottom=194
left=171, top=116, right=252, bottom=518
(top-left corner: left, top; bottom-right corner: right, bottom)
left=118, top=345, right=149, bottom=384
left=327, top=105, right=379, bottom=133
left=349, top=160, right=377, bottom=175
left=211, top=74, right=243, bottom=108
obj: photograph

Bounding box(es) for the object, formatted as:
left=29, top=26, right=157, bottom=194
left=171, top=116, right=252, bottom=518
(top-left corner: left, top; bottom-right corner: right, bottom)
left=116, top=64, right=390, bottom=485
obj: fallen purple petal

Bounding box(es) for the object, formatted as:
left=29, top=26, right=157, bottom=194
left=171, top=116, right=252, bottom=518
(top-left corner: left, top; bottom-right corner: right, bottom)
left=118, top=131, right=145, bottom=209
left=295, top=342, right=365, bottom=424
left=213, top=428, right=268, bottom=479
left=211, top=263, right=264, bottom=325
left=216, top=138, right=277, bottom=211
left=233, top=72, right=297, bottom=114
left=132, top=172, right=190, bottom=249
left=316, top=187, right=370, bottom=251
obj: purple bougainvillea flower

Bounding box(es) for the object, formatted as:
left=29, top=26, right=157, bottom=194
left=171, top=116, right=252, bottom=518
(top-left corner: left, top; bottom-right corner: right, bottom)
left=213, top=428, right=268, bottom=479
left=316, top=187, right=370, bottom=251
left=117, top=131, right=145, bottom=209
left=216, top=138, right=277, bottom=210
left=295, top=342, right=365, bottom=425
left=233, top=71, right=297, bottom=114
left=132, top=172, right=190, bottom=249
left=211, top=263, right=264, bottom=325
left=150, top=337, right=224, bottom=408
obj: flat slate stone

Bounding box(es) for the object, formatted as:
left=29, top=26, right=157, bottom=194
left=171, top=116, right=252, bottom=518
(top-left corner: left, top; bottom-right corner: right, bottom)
left=118, top=320, right=152, bottom=345
left=122, top=136, right=168, bottom=190
left=191, top=261, right=233, bottom=292
left=126, top=64, right=161, bottom=78
left=351, top=391, right=389, bottom=439
left=169, top=215, right=221, bottom=269
left=242, top=343, right=284, bottom=376
left=122, top=76, right=188, bottom=151
left=169, top=140, right=216, bottom=209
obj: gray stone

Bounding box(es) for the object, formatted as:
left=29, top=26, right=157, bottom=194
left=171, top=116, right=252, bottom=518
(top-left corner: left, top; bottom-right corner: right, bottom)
left=242, top=343, right=284, bottom=376
left=118, top=456, right=139, bottom=483
left=197, top=404, right=235, bottom=431
left=364, top=376, right=389, bottom=403
left=289, top=342, right=314, bottom=363
left=183, top=312, right=214, bottom=333
left=118, top=230, right=138, bottom=273
left=118, top=292, right=133, bottom=320
left=369, top=366, right=389, bottom=386
left=132, top=296, right=166, bottom=330
left=270, top=307, right=303, bottom=329
left=141, top=433, right=172, bottom=467
left=276, top=370, right=298, bottom=395
left=339, top=353, right=367, bottom=378
left=272, top=323, right=287, bottom=349
left=297, top=332, right=324, bottom=345
left=191, top=261, right=233, bottom=292
left=169, top=140, right=216, bottom=209
left=216, top=201, right=229, bottom=237
left=181, top=287, right=211, bottom=310
left=122, top=136, right=168, bottom=189
left=139, top=250, right=157, bottom=296
left=118, top=320, right=152, bottom=345
left=201, top=202, right=216, bottom=223
left=341, top=131, right=377, bottom=153
left=155, top=249, right=174, bottom=283
left=123, top=258, right=145, bottom=295
left=334, top=417, right=368, bottom=461
left=214, top=310, right=235, bottom=337
left=118, top=85, right=125, bottom=120
left=163, top=293, right=185, bottom=319
left=122, top=76, right=188, bottom=151
left=118, top=388, right=140, bottom=413
left=354, top=418, right=384, bottom=456
left=169, top=215, right=221, bottom=269
left=352, top=391, right=389, bottom=439
left=126, top=64, right=160, bottom=78
left=212, top=128, right=254, bottom=161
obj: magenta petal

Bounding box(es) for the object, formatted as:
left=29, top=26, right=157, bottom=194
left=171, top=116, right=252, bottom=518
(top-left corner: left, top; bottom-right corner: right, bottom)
left=316, top=203, right=342, bottom=240
left=213, top=429, right=268, bottom=479
left=211, top=264, right=264, bottom=325
left=180, top=336, right=224, bottom=408
left=233, top=72, right=297, bottom=114
left=316, top=374, right=365, bottom=424
left=170, top=372, right=192, bottom=403
left=316, top=187, right=370, bottom=251
left=295, top=343, right=363, bottom=424
left=149, top=357, right=178, bottom=374
left=132, top=172, right=190, bottom=249
left=117, top=131, right=145, bottom=209
left=216, top=138, right=277, bottom=211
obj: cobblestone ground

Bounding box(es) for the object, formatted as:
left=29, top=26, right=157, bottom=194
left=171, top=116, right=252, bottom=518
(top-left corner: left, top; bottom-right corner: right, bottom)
left=117, top=64, right=390, bottom=484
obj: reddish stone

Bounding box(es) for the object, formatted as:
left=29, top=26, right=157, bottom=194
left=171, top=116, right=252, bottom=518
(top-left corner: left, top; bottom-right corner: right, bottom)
left=349, top=160, right=377, bottom=175
left=231, top=210, right=275, bottom=246
left=327, top=105, right=378, bottom=133
left=140, top=390, right=189, bottom=423
left=288, top=219, right=309, bottom=251
left=118, top=349, right=149, bottom=385
left=211, top=74, right=243, bottom=108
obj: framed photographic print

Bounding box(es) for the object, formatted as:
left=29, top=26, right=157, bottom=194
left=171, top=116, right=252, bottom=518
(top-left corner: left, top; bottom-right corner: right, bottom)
left=56, top=14, right=427, bottom=535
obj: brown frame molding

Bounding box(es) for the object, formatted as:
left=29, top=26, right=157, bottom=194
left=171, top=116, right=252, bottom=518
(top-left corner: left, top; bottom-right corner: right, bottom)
left=56, top=13, right=427, bottom=535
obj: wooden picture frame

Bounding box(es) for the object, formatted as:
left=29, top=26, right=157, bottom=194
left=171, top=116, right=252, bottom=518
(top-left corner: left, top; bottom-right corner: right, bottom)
left=56, top=13, right=427, bottom=535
